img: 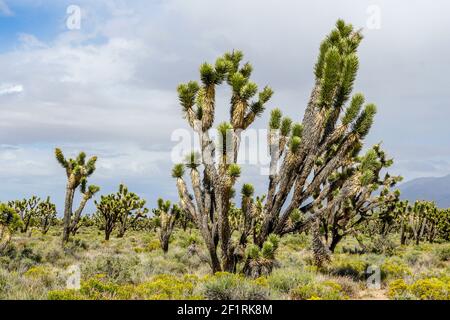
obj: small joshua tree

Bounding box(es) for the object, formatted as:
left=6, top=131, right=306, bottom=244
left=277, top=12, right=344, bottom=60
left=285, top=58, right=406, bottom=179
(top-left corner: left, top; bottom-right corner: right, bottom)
left=152, top=198, right=180, bottom=253
left=8, top=196, right=40, bottom=233
left=37, top=196, right=57, bottom=234
left=94, top=194, right=120, bottom=240
left=243, top=234, right=280, bottom=278
left=311, top=145, right=402, bottom=264
left=55, top=148, right=99, bottom=244
left=0, top=203, right=22, bottom=252
left=115, top=184, right=148, bottom=238
left=396, top=201, right=449, bottom=245
left=94, top=184, right=148, bottom=240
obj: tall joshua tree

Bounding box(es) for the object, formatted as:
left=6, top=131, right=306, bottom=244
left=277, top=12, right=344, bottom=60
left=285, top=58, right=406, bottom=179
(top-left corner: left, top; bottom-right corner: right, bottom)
left=172, top=20, right=384, bottom=272
left=55, top=148, right=99, bottom=244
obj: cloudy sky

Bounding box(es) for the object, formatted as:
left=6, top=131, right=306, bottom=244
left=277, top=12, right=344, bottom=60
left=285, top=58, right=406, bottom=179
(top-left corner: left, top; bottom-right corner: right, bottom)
left=0, top=0, right=449, bottom=213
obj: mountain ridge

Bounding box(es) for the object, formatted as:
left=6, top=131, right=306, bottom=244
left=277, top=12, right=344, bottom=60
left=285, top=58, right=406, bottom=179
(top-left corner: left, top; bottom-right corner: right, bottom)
left=398, top=174, right=450, bottom=208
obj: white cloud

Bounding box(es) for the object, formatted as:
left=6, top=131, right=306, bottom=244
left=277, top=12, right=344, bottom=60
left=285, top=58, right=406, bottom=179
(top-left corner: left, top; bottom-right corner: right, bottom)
left=1, top=0, right=450, bottom=208
left=0, top=83, right=23, bottom=96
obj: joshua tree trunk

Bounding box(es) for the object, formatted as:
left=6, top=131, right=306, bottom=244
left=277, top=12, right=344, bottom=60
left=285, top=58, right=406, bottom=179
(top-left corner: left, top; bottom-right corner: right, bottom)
left=70, top=195, right=89, bottom=236
left=312, top=217, right=331, bottom=267
left=62, top=186, right=75, bottom=244
left=0, top=225, right=11, bottom=253
left=329, top=233, right=343, bottom=253
left=400, top=218, right=407, bottom=245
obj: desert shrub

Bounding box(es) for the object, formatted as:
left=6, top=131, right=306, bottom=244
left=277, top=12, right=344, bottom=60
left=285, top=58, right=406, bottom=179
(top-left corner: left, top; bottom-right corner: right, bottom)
left=410, top=278, right=450, bottom=300
left=24, top=266, right=56, bottom=287
left=434, top=245, right=450, bottom=262
left=267, top=269, right=314, bottom=294
left=48, top=274, right=202, bottom=300
left=381, top=257, right=412, bottom=280
left=290, top=280, right=347, bottom=300
left=327, top=276, right=359, bottom=298
left=365, top=235, right=398, bottom=256
left=280, top=233, right=309, bottom=250
left=142, top=251, right=189, bottom=275
left=72, top=238, right=89, bottom=250
left=328, top=255, right=369, bottom=280
left=387, top=279, right=409, bottom=299
left=201, top=272, right=269, bottom=300
left=44, top=248, right=64, bottom=264
left=147, top=239, right=161, bottom=252
left=133, top=274, right=201, bottom=300
left=20, top=246, right=42, bottom=263
left=82, top=255, right=142, bottom=284
left=402, top=249, right=421, bottom=266
left=388, top=277, right=450, bottom=300
left=48, top=289, right=84, bottom=300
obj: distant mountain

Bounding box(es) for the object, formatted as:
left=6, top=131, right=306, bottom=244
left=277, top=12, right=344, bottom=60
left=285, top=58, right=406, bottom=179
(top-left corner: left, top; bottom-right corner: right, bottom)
left=398, top=174, right=450, bottom=208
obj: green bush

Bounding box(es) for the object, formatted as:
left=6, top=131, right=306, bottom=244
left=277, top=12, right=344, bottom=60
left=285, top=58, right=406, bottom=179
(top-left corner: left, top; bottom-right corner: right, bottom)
left=410, top=278, right=449, bottom=300
left=434, top=245, right=450, bottom=262
left=290, top=280, right=347, bottom=300
left=82, top=255, right=142, bottom=284
left=133, top=274, right=201, bottom=300
left=381, top=257, right=412, bottom=280
left=201, top=272, right=269, bottom=300
left=329, top=255, right=369, bottom=280
left=388, top=277, right=450, bottom=300
left=267, top=269, right=314, bottom=294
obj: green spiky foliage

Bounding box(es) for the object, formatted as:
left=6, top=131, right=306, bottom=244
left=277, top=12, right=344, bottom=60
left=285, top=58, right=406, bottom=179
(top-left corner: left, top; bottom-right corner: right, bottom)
left=37, top=196, right=57, bottom=234
left=8, top=196, right=40, bottom=233
left=174, top=49, right=273, bottom=273
left=54, top=148, right=99, bottom=245
left=94, top=193, right=120, bottom=240
left=309, top=145, right=402, bottom=256
left=115, top=184, right=148, bottom=238
left=0, top=203, right=23, bottom=252
left=173, top=20, right=387, bottom=272
left=254, top=20, right=384, bottom=266
left=152, top=198, right=180, bottom=253
left=242, top=234, right=280, bottom=278
left=393, top=200, right=450, bottom=245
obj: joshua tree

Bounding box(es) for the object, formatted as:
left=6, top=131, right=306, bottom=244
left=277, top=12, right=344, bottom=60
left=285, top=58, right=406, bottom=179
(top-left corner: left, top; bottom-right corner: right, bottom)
left=396, top=201, right=450, bottom=245
left=0, top=203, right=22, bottom=252
left=8, top=196, right=40, bottom=233
left=70, top=185, right=100, bottom=235
left=243, top=234, right=280, bottom=278
left=312, top=145, right=402, bottom=263
left=93, top=184, right=148, bottom=240
left=55, top=148, right=99, bottom=244
left=37, top=196, right=57, bottom=234
left=115, top=184, right=148, bottom=238
left=94, top=194, right=120, bottom=240
left=152, top=198, right=180, bottom=253
left=172, top=20, right=383, bottom=271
